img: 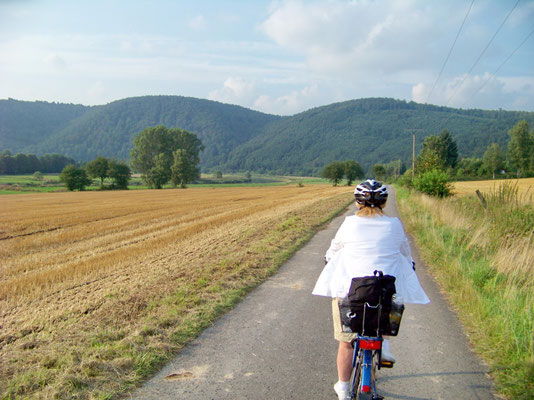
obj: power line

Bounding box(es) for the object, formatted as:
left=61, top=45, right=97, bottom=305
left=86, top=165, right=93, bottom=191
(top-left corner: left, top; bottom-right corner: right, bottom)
left=434, top=24, right=533, bottom=135
left=425, top=0, right=475, bottom=104
left=468, top=26, right=534, bottom=103
left=444, top=0, right=522, bottom=107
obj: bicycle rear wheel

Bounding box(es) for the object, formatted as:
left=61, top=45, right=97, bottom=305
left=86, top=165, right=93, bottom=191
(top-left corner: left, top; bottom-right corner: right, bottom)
left=349, top=351, right=362, bottom=400
left=350, top=351, right=373, bottom=400
left=352, top=349, right=379, bottom=399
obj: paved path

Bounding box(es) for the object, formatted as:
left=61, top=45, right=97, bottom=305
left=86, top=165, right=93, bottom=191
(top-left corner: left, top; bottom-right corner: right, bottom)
left=132, top=189, right=496, bottom=399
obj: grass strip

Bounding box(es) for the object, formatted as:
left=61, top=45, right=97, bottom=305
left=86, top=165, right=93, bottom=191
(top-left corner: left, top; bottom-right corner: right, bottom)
left=0, top=174, right=331, bottom=194
left=395, top=185, right=533, bottom=400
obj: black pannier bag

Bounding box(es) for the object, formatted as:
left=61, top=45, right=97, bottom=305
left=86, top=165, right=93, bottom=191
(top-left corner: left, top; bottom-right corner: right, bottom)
left=339, top=270, right=404, bottom=336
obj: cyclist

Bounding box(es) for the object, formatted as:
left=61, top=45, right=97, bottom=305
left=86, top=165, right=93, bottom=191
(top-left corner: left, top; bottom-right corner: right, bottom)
left=312, top=179, right=430, bottom=400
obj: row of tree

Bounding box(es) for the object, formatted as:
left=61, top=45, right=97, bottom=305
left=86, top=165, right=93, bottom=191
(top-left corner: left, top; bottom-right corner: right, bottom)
left=320, top=120, right=533, bottom=198
left=59, top=125, right=204, bottom=191
left=356, top=120, right=533, bottom=186
left=403, top=120, right=533, bottom=197
left=0, top=151, right=76, bottom=174
left=412, top=121, right=534, bottom=180
left=59, top=158, right=131, bottom=191
left=321, top=160, right=364, bottom=186
left=0, top=125, right=204, bottom=191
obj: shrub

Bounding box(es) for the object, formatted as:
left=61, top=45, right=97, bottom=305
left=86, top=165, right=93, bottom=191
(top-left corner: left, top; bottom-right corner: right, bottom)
left=59, top=165, right=92, bottom=191
left=413, top=169, right=453, bottom=197
left=32, top=171, right=44, bottom=181
left=398, top=169, right=414, bottom=188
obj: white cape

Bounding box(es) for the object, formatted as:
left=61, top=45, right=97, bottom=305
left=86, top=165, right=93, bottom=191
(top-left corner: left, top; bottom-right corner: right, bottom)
left=312, top=215, right=430, bottom=304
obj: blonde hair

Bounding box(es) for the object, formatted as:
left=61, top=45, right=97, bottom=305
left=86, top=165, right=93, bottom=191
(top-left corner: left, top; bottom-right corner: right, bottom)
left=356, top=203, right=385, bottom=217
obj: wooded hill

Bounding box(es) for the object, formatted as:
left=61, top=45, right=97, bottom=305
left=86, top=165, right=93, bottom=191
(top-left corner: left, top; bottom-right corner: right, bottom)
left=1, top=96, right=533, bottom=175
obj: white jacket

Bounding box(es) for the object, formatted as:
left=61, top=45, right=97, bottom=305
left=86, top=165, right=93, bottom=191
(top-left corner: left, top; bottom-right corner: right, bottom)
left=312, top=214, right=430, bottom=304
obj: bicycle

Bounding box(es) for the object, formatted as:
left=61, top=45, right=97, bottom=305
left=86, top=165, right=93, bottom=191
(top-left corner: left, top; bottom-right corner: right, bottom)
left=338, top=271, right=404, bottom=400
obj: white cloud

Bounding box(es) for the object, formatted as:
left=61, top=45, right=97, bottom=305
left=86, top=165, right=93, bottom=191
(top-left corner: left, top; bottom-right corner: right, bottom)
left=218, top=12, right=240, bottom=24
left=411, top=82, right=427, bottom=104
left=208, top=77, right=258, bottom=105
left=87, top=80, right=106, bottom=99
left=258, top=0, right=534, bottom=111
left=259, top=0, right=444, bottom=76
left=208, top=76, right=324, bottom=115
left=44, top=53, right=66, bottom=70
left=253, top=84, right=320, bottom=115
left=411, top=73, right=534, bottom=110
left=189, top=15, right=206, bottom=31
left=1, top=0, right=532, bottom=112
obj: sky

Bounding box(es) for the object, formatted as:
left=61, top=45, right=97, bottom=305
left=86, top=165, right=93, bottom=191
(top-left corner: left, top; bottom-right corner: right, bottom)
left=1, top=0, right=533, bottom=116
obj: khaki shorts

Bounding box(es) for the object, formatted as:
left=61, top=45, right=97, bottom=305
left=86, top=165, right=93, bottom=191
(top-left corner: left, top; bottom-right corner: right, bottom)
left=332, top=298, right=358, bottom=343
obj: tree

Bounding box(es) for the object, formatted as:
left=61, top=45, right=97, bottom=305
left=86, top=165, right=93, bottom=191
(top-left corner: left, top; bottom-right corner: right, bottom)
left=130, top=125, right=203, bottom=189
left=171, top=129, right=204, bottom=168
left=85, top=156, right=110, bottom=189
left=108, top=160, right=131, bottom=189
left=344, top=160, right=364, bottom=186
left=416, top=146, right=444, bottom=174
left=213, top=171, right=223, bottom=179
left=439, top=130, right=458, bottom=169
left=171, top=149, right=200, bottom=188
left=32, top=171, right=44, bottom=182
left=416, top=130, right=458, bottom=173
left=146, top=153, right=171, bottom=189
left=372, top=164, right=386, bottom=181
left=0, top=153, right=11, bottom=174
left=456, top=157, right=484, bottom=178
left=59, top=165, right=91, bottom=191
left=39, top=154, right=75, bottom=173
left=384, top=159, right=404, bottom=178
left=13, top=153, right=29, bottom=174
left=482, top=143, right=505, bottom=179
left=322, top=161, right=345, bottom=186
left=508, top=120, right=532, bottom=177
left=27, top=154, right=41, bottom=173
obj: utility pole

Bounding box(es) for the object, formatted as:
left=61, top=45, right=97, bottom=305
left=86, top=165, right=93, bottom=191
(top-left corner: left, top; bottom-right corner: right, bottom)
left=412, top=134, right=415, bottom=179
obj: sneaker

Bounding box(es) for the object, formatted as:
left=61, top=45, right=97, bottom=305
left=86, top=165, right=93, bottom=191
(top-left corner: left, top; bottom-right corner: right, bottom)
left=334, top=381, right=351, bottom=400
left=381, top=347, right=396, bottom=363
left=381, top=339, right=396, bottom=364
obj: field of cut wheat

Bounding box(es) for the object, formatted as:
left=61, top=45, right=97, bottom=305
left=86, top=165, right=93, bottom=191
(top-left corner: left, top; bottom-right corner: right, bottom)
left=0, top=185, right=352, bottom=399
left=453, top=177, right=534, bottom=197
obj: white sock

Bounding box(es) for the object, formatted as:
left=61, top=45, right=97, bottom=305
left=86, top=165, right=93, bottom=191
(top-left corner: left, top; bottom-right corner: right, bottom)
left=336, top=380, right=350, bottom=390
left=382, top=338, right=390, bottom=352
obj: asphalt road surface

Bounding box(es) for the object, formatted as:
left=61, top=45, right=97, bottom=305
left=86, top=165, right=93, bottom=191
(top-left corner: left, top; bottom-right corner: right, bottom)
left=132, top=188, right=496, bottom=400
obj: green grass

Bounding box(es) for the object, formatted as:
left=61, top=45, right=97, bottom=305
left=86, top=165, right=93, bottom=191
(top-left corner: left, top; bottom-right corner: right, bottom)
left=396, top=185, right=534, bottom=400
left=0, top=173, right=331, bottom=194
left=0, top=174, right=64, bottom=194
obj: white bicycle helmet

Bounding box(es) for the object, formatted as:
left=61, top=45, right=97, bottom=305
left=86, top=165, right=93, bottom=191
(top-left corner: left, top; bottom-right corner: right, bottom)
left=354, top=179, right=388, bottom=208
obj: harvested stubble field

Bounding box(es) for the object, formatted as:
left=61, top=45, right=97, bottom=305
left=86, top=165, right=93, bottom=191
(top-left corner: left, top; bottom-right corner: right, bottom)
left=453, top=177, right=534, bottom=197
left=0, top=185, right=351, bottom=399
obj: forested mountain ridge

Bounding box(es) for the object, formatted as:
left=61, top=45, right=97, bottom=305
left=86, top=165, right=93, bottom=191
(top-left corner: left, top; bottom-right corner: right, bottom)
left=0, top=99, right=89, bottom=152
left=222, top=98, right=534, bottom=175
left=1, top=96, right=533, bottom=175
left=18, top=96, right=281, bottom=168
